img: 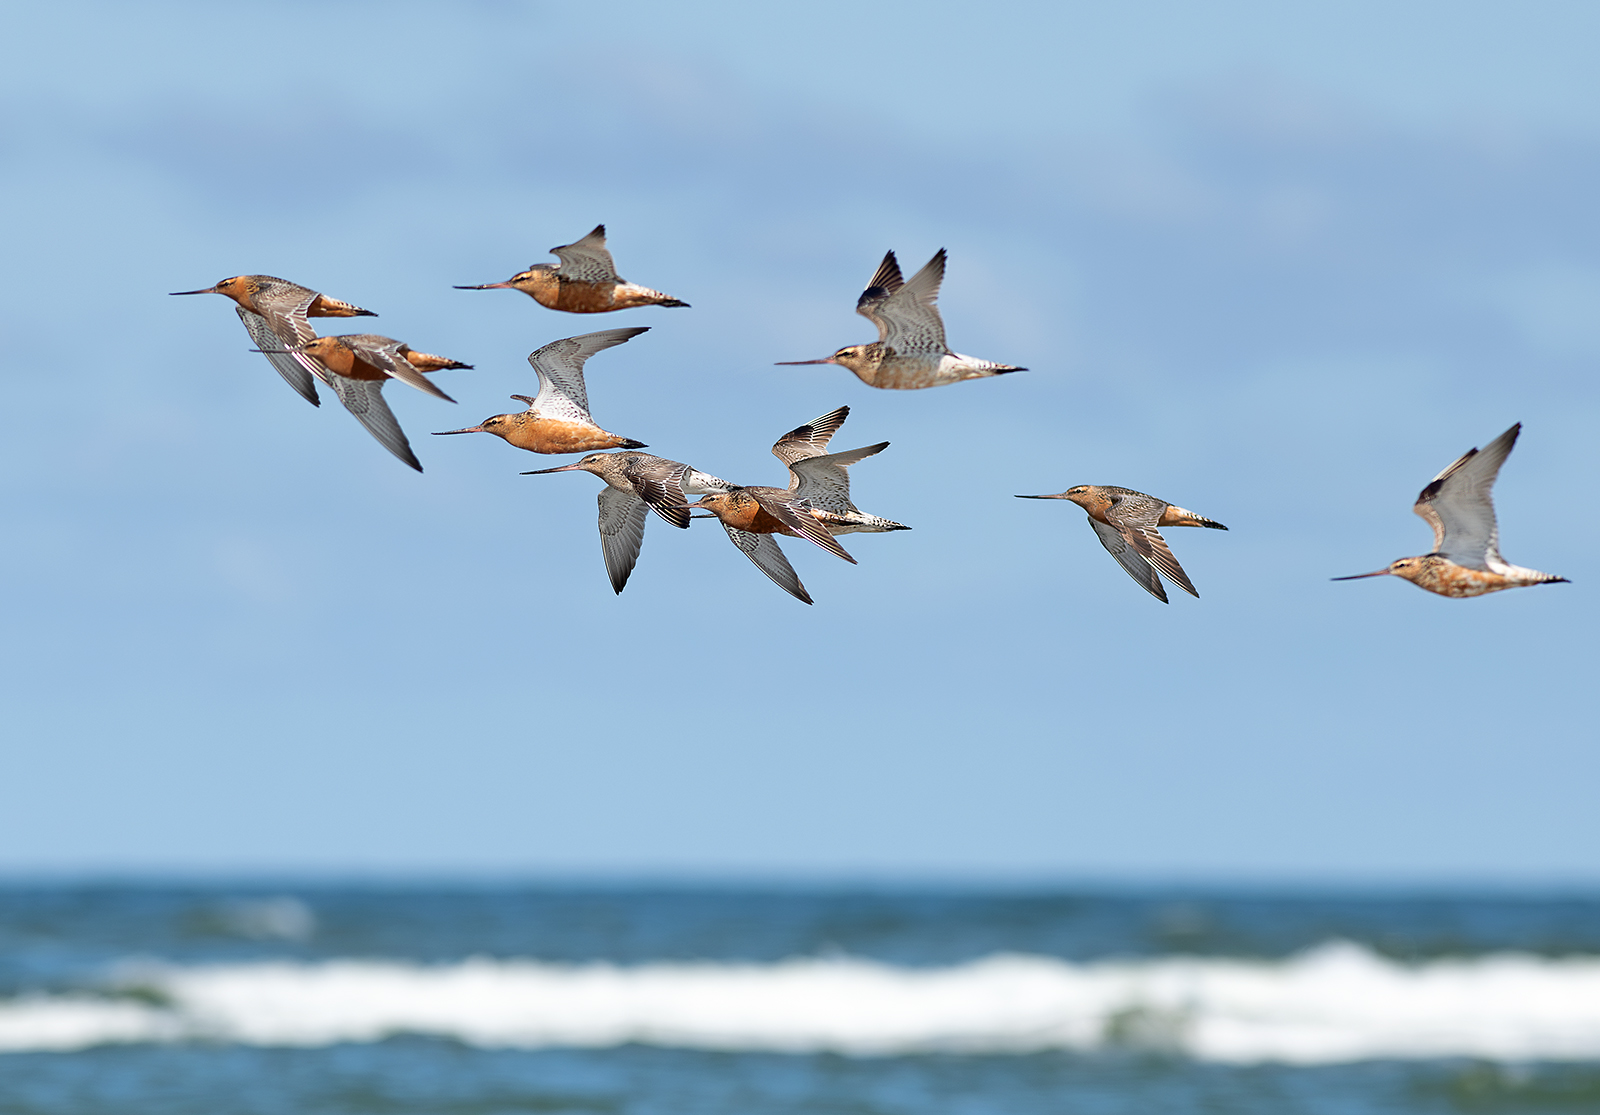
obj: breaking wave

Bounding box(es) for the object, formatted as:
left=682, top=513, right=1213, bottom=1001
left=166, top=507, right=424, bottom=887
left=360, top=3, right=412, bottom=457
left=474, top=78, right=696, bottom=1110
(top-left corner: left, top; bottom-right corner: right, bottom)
left=5, top=941, right=1600, bottom=1064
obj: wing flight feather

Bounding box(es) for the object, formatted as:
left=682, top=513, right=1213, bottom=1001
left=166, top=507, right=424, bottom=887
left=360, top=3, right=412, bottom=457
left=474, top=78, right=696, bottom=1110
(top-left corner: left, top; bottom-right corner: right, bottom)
left=878, top=249, right=948, bottom=354
left=1412, top=423, right=1518, bottom=569
left=527, top=327, right=648, bottom=422
left=724, top=526, right=812, bottom=604
left=597, top=486, right=650, bottom=593
left=550, top=225, right=622, bottom=283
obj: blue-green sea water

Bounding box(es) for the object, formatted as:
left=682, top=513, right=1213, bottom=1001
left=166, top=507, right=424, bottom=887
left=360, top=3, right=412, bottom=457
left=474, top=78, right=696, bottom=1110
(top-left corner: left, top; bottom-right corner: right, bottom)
left=2, top=885, right=1599, bottom=1114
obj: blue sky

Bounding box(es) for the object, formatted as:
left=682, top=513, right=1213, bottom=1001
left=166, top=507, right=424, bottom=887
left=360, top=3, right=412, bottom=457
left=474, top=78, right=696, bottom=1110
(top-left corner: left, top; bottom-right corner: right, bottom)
left=2, top=1, right=1597, bottom=880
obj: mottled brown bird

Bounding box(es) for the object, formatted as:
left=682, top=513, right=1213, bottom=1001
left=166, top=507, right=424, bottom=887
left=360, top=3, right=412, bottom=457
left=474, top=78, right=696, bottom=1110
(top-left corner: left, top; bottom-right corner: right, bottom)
left=1333, top=423, right=1568, bottom=597
left=1017, top=485, right=1227, bottom=603
left=454, top=225, right=688, bottom=313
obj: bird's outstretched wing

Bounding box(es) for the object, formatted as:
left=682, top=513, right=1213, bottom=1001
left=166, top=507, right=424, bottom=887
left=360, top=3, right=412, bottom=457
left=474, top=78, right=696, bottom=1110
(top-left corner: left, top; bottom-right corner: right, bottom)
left=1087, top=518, right=1168, bottom=602
left=723, top=526, right=812, bottom=604
left=340, top=336, right=455, bottom=401
left=877, top=249, right=948, bottom=354
left=855, top=251, right=905, bottom=339
left=771, top=406, right=850, bottom=467
left=623, top=456, right=693, bottom=529
left=1413, top=423, right=1518, bottom=570
left=597, top=485, right=651, bottom=594
left=749, top=490, right=857, bottom=564
left=550, top=224, right=622, bottom=283
left=526, top=326, right=649, bottom=421
left=788, top=442, right=887, bottom=515
left=1103, top=493, right=1199, bottom=599
left=323, top=375, right=421, bottom=472
left=236, top=306, right=321, bottom=405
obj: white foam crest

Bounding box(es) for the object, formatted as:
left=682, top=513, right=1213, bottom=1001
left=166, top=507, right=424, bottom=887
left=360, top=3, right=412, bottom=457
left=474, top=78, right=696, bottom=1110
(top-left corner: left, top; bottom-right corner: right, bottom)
left=5, top=942, right=1600, bottom=1063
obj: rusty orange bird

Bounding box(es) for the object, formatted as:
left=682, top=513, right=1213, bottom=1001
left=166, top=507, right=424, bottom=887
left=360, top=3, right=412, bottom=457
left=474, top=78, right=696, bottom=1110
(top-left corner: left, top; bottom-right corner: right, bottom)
left=269, top=334, right=469, bottom=472
left=433, top=327, right=648, bottom=455
left=686, top=486, right=857, bottom=605
left=170, top=274, right=374, bottom=405
left=454, top=225, right=689, bottom=313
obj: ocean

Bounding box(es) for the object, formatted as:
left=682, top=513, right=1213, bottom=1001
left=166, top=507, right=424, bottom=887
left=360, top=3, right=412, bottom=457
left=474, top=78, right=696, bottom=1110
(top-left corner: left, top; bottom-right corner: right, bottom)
left=1, top=884, right=1598, bottom=1113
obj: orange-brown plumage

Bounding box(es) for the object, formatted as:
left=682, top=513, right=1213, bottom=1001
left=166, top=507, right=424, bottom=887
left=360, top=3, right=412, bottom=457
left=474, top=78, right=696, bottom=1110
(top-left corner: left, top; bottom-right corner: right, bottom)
left=446, top=411, right=645, bottom=455
left=430, top=327, right=650, bottom=456
left=455, top=225, right=689, bottom=313
left=694, top=489, right=797, bottom=536
left=1016, top=484, right=1227, bottom=602
left=191, top=276, right=375, bottom=321
left=305, top=293, right=373, bottom=318
left=295, top=336, right=469, bottom=384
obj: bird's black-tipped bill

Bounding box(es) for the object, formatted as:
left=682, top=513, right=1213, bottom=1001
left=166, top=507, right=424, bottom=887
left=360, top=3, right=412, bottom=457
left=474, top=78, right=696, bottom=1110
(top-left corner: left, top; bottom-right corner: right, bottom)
left=1331, top=570, right=1391, bottom=580
left=1015, top=494, right=1069, bottom=499
left=169, top=287, right=217, bottom=296
left=432, top=425, right=486, bottom=435
left=520, top=463, right=586, bottom=475
left=775, top=358, right=836, bottom=365
left=453, top=282, right=514, bottom=290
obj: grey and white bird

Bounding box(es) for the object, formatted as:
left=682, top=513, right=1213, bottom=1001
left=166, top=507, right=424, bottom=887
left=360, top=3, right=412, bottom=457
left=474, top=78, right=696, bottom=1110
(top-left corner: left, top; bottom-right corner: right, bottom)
left=523, top=451, right=733, bottom=594
left=770, top=406, right=910, bottom=534
left=777, top=250, right=1024, bottom=389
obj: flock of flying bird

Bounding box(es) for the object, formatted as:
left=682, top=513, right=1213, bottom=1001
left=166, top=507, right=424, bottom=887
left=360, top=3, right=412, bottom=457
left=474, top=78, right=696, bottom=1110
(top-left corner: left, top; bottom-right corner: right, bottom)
left=172, top=225, right=1570, bottom=604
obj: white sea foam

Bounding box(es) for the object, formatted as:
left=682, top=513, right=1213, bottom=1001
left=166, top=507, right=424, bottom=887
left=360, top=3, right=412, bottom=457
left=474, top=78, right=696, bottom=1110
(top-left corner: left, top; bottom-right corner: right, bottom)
left=4, top=942, right=1600, bottom=1063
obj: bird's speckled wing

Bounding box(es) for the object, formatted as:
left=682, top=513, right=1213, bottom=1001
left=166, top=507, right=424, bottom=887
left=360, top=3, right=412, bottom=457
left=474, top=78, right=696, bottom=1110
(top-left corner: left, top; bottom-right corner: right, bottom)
left=624, top=456, right=692, bottom=529
left=878, top=248, right=948, bottom=355
left=855, top=252, right=905, bottom=340
left=236, top=306, right=321, bottom=405
left=339, top=335, right=455, bottom=401
left=724, top=525, right=812, bottom=604
left=772, top=406, right=850, bottom=467
left=323, top=375, right=421, bottom=472
left=1087, top=517, right=1167, bottom=603
left=597, top=485, right=650, bottom=594
left=788, top=441, right=887, bottom=515
left=527, top=327, right=648, bottom=422
left=255, top=287, right=319, bottom=347
left=1413, top=423, right=1518, bottom=570
left=749, top=490, right=857, bottom=564
left=550, top=225, right=621, bottom=283
left=1102, top=494, right=1198, bottom=598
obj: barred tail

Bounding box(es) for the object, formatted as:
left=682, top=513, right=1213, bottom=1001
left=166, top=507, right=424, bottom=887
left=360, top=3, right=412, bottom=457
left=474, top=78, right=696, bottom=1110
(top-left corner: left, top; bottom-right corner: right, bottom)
left=1166, top=505, right=1228, bottom=530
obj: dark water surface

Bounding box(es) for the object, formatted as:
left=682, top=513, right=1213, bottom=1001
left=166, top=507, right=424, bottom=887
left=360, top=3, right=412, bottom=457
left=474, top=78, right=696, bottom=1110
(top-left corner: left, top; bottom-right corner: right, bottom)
left=1, top=884, right=1597, bottom=1114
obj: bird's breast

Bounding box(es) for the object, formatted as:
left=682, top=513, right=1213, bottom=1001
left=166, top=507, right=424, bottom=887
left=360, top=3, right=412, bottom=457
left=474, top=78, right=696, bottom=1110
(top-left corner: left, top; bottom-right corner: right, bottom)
left=551, top=280, right=619, bottom=313
left=1410, top=563, right=1517, bottom=597
left=502, top=417, right=623, bottom=454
